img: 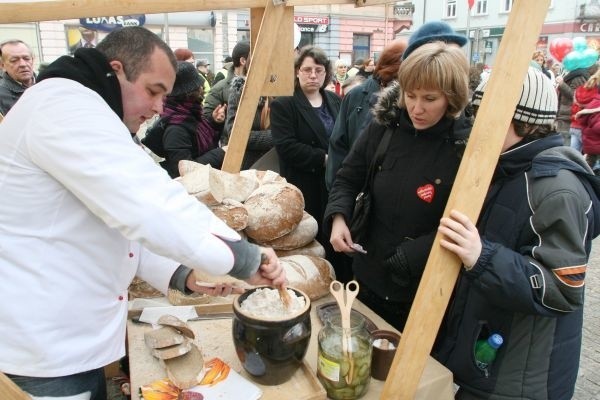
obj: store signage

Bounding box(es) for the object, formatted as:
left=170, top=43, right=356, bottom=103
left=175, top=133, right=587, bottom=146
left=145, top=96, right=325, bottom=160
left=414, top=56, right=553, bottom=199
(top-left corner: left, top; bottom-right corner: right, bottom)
left=297, top=24, right=329, bottom=33
left=80, top=15, right=146, bottom=31
left=580, top=22, right=600, bottom=33
left=294, top=16, right=329, bottom=25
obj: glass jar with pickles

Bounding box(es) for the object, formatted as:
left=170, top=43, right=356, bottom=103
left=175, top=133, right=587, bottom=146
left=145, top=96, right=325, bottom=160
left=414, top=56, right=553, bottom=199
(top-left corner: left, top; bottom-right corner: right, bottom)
left=317, top=310, right=372, bottom=399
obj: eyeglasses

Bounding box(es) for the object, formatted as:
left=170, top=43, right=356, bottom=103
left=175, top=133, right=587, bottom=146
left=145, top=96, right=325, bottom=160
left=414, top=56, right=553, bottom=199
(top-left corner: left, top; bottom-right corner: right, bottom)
left=299, top=66, right=326, bottom=76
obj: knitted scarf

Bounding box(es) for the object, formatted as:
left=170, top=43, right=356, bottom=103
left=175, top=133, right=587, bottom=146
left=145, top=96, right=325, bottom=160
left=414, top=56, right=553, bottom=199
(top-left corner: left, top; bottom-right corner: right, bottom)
left=161, top=97, right=217, bottom=154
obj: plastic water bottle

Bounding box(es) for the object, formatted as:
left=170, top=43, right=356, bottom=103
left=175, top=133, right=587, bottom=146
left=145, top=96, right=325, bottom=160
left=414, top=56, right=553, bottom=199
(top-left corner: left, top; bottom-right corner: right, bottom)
left=475, top=333, right=503, bottom=374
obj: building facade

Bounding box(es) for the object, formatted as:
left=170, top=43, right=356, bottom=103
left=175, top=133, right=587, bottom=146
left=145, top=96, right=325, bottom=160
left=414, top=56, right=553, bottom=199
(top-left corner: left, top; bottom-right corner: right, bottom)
left=400, top=0, right=600, bottom=68
left=0, top=5, right=408, bottom=73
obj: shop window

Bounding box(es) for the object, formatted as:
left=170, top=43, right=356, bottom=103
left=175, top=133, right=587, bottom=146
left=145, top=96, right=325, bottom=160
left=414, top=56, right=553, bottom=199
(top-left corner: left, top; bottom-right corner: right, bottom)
left=352, top=33, right=370, bottom=64
left=445, top=0, right=457, bottom=18
left=188, top=27, right=214, bottom=67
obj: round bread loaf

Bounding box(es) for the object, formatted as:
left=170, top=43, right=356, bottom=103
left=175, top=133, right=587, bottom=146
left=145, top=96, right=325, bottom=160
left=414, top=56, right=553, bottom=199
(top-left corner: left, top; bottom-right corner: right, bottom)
left=260, top=211, right=318, bottom=250
left=240, top=169, right=287, bottom=185
left=178, top=159, right=204, bottom=177
left=243, top=183, right=304, bottom=242
left=280, top=255, right=335, bottom=300
left=209, top=199, right=249, bottom=231
left=167, top=288, right=211, bottom=306
left=209, top=167, right=258, bottom=203
left=275, top=239, right=326, bottom=258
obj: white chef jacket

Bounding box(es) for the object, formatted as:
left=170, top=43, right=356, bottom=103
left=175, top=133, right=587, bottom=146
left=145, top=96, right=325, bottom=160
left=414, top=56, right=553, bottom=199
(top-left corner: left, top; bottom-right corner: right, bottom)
left=0, top=79, right=240, bottom=376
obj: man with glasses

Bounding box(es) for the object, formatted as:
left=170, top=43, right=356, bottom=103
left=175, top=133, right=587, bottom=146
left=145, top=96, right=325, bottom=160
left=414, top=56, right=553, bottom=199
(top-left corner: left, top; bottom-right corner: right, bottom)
left=0, top=39, right=35, bottom=116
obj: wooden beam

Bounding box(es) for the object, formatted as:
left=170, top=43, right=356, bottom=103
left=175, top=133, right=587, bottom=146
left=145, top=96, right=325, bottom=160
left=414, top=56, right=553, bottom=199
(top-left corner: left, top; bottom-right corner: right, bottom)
left=250, top=7, right=295, bottom=96
left=0, top=0, right=354, bottom=24
left=380, top=1, right=551, bottom=399
left=0, top=372, right=31, bottom=400
left=221, top=1, right=288, bottom=173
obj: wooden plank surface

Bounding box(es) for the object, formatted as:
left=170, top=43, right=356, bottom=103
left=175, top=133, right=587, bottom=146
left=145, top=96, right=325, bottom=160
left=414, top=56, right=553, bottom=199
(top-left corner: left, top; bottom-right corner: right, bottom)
left=127, top=296, right=455, bottom=400
left=0, top=372, right=31, bottom=400
left=250, top=7, right=295, bottom=96
left=380, top=1, right=551, bottom=399
left=221, top=1, right=288, bottom=173
left=0, top=0, right=355, bottom=24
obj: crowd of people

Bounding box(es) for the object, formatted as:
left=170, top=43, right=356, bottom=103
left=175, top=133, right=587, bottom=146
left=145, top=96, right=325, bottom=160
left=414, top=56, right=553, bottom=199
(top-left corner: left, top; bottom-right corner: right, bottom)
left=1, top=21, right=599, bottom=400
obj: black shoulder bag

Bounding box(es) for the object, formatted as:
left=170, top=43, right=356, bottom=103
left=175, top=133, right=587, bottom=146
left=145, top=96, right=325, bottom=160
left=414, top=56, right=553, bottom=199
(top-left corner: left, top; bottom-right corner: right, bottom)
left=349, top=128, right=393, bottom=245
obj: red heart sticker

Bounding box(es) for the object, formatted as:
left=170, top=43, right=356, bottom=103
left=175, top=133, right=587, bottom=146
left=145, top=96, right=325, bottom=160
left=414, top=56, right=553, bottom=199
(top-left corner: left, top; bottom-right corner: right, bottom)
left=416, top=184, right=435, bottom=203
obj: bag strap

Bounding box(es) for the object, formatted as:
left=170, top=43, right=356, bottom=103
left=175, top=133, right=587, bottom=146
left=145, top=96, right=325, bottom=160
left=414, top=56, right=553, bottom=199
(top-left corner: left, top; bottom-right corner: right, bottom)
left=361, top=127, right=393, bottom=191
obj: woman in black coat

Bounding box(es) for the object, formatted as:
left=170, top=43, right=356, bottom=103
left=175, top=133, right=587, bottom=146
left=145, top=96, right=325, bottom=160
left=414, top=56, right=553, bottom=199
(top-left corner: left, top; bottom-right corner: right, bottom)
left=270, top=46, right=342, bottom=274
left=324, top=42, right=471, bottom=330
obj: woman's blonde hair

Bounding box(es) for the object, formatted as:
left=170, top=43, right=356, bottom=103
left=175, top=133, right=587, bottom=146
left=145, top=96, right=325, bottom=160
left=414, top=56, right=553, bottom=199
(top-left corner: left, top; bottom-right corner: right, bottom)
left=584, top=66, right=600, bottom=89
left=397, top=41, right=470, bottom=117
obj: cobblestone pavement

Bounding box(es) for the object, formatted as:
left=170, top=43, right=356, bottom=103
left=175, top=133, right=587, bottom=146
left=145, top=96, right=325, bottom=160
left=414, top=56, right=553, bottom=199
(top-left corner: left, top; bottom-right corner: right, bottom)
left=575, top=239, right=600, bottom=400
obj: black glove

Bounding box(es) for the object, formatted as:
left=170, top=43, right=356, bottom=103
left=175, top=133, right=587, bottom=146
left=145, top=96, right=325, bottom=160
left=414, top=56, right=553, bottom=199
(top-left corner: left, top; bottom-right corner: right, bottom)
left=382, top=246, right=411, bottom=287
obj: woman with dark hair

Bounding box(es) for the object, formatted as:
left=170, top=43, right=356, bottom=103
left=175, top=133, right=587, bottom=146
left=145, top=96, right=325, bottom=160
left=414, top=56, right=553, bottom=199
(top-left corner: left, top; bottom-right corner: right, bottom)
left=270, top=45, right=341, bottom=270
left=142, top=61, right=226, bottom=177
left=356, top=57, right=375, bottom=79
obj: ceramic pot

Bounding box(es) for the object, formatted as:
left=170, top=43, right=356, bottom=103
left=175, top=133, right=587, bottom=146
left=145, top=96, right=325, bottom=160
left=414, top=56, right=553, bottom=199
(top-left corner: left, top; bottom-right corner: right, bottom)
left=232, top=286, right=311, bottom=385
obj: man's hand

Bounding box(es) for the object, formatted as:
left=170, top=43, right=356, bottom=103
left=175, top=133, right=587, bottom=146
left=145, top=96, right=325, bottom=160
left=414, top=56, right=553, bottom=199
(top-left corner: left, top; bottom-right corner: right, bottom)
left=245, top=247, right=286, bottom=287
left=212, top=103, right=227, bottom=124
left=438, top=209, right=482, bottom=269
left=185, top=271, right=245, bottom=297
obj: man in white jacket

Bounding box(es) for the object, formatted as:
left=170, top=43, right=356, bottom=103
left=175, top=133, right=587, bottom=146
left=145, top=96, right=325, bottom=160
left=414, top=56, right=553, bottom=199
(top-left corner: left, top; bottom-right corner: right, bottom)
left=0, top=27, right=285, bottom=399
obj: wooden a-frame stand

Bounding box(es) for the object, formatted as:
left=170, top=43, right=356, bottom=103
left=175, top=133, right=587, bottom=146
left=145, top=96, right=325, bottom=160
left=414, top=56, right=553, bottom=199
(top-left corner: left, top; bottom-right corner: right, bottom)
left=0, top=0, right=550, bottom=399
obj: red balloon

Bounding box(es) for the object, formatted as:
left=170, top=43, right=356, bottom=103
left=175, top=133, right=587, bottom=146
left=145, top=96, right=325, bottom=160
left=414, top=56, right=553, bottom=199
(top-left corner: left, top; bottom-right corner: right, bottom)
left=549, top=38, right=573, bottom=62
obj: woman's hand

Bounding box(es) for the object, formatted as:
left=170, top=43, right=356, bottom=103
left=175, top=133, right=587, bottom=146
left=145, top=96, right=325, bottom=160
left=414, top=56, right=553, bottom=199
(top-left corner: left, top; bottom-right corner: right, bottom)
left=330, top=214, right=355, bottom=253
left=212, top=104, right=227, bottom=124
left=185, top=272, right=245, bottom=297
left=438, top=209, right=482, bottom=269
left=245, top=247, right=287, bottom=287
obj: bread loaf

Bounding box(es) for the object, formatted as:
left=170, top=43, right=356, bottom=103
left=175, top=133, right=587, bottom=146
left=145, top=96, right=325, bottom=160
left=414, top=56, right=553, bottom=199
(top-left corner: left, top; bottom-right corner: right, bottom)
left=144, top=326, right=185, bottom=349
left=280, top=255, right=335, bottom=300
left=209, top=167, right=258, bottom=203
left=151, top=339, right=192, bottom=360
left=164, top=343, right=205, bottom=389
left=275, top=239, right=326, bottom=258
left=209, top=199, right=248, bottom=231
left=240, top=169, right=286, bottom=185
left=157, top=314, right=195, bottom=339
left=243, top=183, right=304, bottom=242
left=177, top=165, right=219, bottom=206
left=167, top=289, right=210, bottom=306
left=260, top=211, right=318, bottom=250
left=178, top=159, right=204, bottom=177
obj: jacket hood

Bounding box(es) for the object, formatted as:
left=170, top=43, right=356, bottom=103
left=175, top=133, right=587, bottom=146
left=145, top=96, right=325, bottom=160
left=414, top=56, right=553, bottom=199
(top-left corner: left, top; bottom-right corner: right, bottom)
left=37, top=48, right=123, bottom=121
left=564, top=67, right=590, bottom=83
left=372, top=81, right=401, bottom=127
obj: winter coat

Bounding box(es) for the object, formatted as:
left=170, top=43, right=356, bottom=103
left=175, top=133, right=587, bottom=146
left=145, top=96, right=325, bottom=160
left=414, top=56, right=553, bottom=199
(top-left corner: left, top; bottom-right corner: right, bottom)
left=325, top=77, right=381, bottom=190
left=223, top=76, right=273, bottom=169
left=202, top=65, right=235, bottom=126
left=571, top=84, right=597, bottom=130
left=435, top=135, right=600, bottom=400
left=0, top=70, right=30, bottom=116
left=557, top=68, right=589, bottom=123
left=270, top=87, right=341, bottom=235
left=323, top=82, right=470, bottom=302
left=580, top=94, right=600, bottom=155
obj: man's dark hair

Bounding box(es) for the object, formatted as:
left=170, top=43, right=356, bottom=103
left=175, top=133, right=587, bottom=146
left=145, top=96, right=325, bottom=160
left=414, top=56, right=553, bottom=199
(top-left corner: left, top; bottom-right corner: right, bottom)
left=294, top=45, right=332, bottom=90
left=95, top=27, right=176, bottom=82
left=232, top=41, right=250, bottom=68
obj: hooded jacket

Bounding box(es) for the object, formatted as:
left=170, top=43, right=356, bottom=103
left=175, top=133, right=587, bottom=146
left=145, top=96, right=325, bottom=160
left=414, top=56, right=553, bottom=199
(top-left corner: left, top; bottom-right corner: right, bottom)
left=435, top=135, right=600, bottom=400
left=557, top=68, right=589, bottom=124
left=324, top=82, right=471, bottom=302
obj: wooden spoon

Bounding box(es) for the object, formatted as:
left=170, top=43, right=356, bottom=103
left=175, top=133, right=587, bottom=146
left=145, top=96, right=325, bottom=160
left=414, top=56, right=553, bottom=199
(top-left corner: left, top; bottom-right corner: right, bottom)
left=261, top=253, right=292, bottom=309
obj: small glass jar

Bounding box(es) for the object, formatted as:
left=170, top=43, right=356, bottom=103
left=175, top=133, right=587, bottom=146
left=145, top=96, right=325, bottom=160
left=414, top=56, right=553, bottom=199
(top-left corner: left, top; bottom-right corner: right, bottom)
left=317, top=310, right=372, bottom=399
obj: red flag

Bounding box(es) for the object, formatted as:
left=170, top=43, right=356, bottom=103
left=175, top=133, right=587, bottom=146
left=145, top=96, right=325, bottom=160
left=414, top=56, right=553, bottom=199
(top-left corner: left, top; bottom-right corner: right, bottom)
left=468, top=0, right=475, bottom=9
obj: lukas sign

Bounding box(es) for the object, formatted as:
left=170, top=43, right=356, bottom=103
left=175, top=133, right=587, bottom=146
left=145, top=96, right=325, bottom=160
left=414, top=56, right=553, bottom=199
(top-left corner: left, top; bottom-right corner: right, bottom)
left=80, top=15, right=145, bottom=31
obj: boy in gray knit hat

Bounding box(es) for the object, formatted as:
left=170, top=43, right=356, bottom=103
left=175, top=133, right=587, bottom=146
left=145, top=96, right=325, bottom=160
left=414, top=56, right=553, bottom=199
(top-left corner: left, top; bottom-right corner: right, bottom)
left=434, top=66, right=600, bottom=400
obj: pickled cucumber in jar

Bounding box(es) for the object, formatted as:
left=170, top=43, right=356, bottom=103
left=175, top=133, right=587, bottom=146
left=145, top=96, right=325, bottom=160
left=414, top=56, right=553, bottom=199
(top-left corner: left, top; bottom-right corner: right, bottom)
left=317, top=312, right=372, bottom=399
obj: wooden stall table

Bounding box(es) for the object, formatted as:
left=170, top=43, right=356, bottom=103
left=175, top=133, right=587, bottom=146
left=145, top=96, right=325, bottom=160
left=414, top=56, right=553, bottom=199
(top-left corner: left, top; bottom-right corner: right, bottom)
left=127, top=296, right=455, bottom=400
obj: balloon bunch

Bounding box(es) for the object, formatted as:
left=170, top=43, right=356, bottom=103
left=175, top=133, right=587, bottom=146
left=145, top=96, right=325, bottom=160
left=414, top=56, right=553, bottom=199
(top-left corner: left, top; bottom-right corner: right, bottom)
left=549, top=37, right=598, bottom=72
